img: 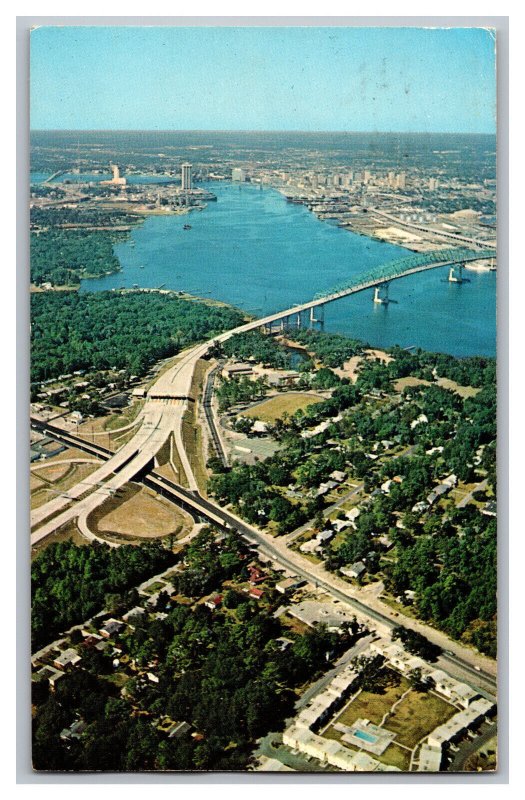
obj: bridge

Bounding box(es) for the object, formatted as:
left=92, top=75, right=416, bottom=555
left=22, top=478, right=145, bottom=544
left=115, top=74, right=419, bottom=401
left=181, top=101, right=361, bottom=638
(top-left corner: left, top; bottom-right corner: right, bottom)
left=30, top=245, right=498, bottom=688
left=32, top=243, right=496, bottom=541
left=249, top=246, right=495, bottom=330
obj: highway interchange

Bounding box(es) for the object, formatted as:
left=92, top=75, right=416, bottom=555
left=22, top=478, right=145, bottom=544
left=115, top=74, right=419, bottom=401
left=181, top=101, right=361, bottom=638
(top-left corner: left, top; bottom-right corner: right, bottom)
left=31, top=254, right=497, bottom=698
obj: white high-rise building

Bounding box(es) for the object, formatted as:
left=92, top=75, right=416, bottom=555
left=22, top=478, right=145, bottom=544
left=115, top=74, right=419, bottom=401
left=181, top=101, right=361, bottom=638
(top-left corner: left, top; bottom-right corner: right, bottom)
left=181, top=163, right=193, bottom=190
left=396, top=172, right=406, bottom=189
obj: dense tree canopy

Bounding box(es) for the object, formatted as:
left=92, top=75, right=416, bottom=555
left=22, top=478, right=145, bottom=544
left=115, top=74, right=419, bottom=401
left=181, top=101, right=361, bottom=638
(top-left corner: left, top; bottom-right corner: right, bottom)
left=31, top=291, right=246, bottom=383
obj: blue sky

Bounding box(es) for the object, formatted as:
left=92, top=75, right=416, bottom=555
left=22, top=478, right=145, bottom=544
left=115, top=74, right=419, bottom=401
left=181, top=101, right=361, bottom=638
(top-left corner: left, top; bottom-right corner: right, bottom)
left=30, top=26, right=496, bottom=133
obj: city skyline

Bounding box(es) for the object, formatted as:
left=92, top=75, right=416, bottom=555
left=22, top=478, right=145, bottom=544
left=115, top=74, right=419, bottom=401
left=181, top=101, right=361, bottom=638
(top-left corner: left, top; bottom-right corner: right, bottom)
left=30, top=26, right=496, bottom=134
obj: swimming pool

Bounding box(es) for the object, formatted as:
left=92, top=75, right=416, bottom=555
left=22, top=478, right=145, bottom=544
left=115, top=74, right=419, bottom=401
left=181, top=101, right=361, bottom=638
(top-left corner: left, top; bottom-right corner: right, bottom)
left=353, top=729, right=378, bottom=744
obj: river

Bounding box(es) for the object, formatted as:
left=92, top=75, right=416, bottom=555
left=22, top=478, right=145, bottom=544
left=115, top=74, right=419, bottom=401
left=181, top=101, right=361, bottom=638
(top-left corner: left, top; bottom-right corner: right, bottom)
left=75, top=180, right=496, bottom=357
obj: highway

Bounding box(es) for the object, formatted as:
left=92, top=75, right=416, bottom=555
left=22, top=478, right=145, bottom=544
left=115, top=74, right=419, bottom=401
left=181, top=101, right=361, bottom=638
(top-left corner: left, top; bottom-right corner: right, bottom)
left=31, top=247, right=495, bottom=542
left=145, top=474, right=497, bottom=698
left=29, top=251, right=498, bottom=698
left=202, top=365, right=229, bottom=467
left=31, top=417, right=497, bottom=697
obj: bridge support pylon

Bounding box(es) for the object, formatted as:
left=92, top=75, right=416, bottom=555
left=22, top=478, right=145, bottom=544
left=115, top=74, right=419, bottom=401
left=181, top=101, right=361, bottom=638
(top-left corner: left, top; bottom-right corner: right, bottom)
left=448, top=263, right=465, bottom=283
left=373, top=283, right=390, bottom=305
left=309, top=304, right=325, bottom=330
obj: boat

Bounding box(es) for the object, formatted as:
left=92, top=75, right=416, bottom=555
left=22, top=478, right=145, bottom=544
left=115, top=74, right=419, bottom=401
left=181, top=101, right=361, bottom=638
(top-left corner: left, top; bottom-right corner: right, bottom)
left=183, top=224, right=192, bottom=230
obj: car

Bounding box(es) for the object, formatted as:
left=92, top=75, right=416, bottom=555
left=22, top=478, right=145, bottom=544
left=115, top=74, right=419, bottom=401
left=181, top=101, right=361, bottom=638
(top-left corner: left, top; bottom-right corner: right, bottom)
left=474, top=665, right=482, bottom=672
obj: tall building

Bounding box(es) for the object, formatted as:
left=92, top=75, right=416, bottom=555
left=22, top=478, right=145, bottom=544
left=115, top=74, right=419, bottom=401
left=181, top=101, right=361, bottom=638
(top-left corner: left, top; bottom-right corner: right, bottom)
left=362, top=170, right=371, bottom=184
left=101, top=163, right=126, bottom=186
left=396, top=172, right=406, bottom=189
left=429, top=177, right=439, bottom=191
left=181, top=163, right=192, bottom=191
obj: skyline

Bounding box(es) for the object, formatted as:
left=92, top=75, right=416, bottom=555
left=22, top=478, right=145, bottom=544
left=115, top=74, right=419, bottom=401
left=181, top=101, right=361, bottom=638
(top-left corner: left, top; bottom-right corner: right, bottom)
left=30, top=26, right=496, bottom=134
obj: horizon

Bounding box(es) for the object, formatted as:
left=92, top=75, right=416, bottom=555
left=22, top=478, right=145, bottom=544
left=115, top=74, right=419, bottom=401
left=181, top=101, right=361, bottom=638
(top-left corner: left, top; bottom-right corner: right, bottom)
left=31, top=128, right=496, bottom=135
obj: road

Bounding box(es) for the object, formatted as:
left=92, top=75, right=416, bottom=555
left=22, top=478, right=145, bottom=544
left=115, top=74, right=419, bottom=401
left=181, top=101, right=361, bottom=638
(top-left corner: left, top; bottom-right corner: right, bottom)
left=30, top=269, right=498, bottom=699
left=144, top=475, right=497, bottom=697
left=202, top=364, right=229, bottom=467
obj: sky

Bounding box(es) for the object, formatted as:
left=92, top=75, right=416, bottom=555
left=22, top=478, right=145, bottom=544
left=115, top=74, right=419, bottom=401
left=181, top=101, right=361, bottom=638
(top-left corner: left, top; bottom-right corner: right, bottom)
left=30, top=26, right=497, bottom=133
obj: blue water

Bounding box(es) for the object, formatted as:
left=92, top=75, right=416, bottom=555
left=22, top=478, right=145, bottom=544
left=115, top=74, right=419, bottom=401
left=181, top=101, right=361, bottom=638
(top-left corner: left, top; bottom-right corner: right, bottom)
left=75, top=181, right=494, bottom=357
left=30, top=172, right=178, bottom=186
left=353, top=729, right=377, bottom=743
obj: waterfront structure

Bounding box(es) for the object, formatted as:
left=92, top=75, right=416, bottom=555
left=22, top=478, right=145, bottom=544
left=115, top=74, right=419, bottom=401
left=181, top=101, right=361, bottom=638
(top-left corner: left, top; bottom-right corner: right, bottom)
left=101, top=163, right=127, bottom=186
left=232, top=167, right=245, bottom=182
left=181, top=163, right=192, bottom=190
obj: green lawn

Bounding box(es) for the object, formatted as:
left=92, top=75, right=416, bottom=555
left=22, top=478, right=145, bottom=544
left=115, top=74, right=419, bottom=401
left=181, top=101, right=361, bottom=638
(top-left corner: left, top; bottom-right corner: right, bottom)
left=383, top=690, right=457, bottom=749
left=242, top=392, right=325, bottom=423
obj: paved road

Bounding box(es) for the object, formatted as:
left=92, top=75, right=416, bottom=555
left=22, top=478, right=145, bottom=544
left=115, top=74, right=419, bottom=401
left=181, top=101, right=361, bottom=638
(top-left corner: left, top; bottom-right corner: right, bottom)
left=456, top=479, right=488, bottom=508
left=144, top=475, right=497, bottom=696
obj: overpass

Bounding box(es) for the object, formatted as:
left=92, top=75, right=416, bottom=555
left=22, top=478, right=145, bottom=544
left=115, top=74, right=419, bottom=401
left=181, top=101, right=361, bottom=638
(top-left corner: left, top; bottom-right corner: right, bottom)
left=31, top=245, right=496, bottom=540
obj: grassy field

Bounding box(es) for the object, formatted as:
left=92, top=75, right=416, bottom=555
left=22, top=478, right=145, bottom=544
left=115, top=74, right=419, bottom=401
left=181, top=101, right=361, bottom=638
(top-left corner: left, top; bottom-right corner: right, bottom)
left=181, top=358, right=210, bottom=494
left=89, top=483, right=193, bottom=541
left=242, top=392, right=325, bottom=423
left=384, top=690, right=457, bottom=749
left=330, top=674, right=410, bottom=730
left=30, top=462, right=102, bottom=510
left=435, top=377, right=481, bottom=399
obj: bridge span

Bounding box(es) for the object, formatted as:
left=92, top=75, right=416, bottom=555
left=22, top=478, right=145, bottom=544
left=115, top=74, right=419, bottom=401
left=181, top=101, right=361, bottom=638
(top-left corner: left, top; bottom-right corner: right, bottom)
left=31, top=245, right=495, bottom=542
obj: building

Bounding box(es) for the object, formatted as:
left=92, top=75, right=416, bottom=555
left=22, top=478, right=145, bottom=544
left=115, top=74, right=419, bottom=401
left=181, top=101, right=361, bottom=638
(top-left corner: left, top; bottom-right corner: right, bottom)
left=181, top=163, right=192, bottom=190
left=417, top=743, right=442, bottom=772
left=341, top=561, right=366, bottom=579
left=101, top=163, right=127, bottom=186
left=53, top=648, right=82, bottom=671
left=275, top=577, right=304, bottom=595
left=232, top=167, right=245, bottom=182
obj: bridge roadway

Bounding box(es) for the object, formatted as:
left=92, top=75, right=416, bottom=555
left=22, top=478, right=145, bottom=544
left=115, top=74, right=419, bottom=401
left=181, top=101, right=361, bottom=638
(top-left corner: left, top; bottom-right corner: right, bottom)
left=31, top=247, right=496, bottom=543
left=30, top=401, right=183, bottom=541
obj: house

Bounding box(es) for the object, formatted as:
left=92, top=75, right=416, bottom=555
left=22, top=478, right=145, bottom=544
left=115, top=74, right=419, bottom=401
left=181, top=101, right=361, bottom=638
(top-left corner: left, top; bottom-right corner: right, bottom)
left=412, top=501, right=429, bottom=514
left=427, top=484, right=451, bottom=505
left=60, top=719, right=87, bottom=742
left=99, top=618, right=125, bottom=639
left=205, top=595, right=223, bottom=611
left=300, top=539, right=321, bottom=554
left=345, top=508, right=361, bottom=524
left=442, top=474, right=458, bottom=488
left=248, top=566, right=267, bottom=585
left=122, top=606, right=146, bottom=623
left=168, top=721, right=192, bottom=740
left=330, top=470, right=346, bottom=483
left=411, top=413, right=428, bottom=429
left=482, top=500, right=497, bottom=517
left=249, top=587, right=264, bottom=600
left=252, top=419, right=269, bottom=434
left=378, top=535, right=393, bottom=550
left=316, top=529, right=335, bottom=545
left=34, top=666, right=65, bottom=689
left=53, top=648, right=82, bottom=671
left=275, top=577, right=304, bottom=595
left=340, top=561, right=366, bottom=580
left=333, top=519, right=352, bottom=533
left=275, top=636, right=294, bottom=652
